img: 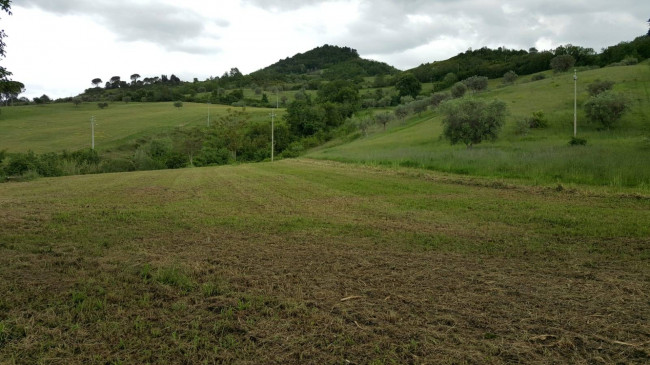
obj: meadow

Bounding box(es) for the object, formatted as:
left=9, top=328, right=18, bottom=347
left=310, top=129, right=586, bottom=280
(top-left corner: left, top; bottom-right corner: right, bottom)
left=1, top=159, right=648, bottom=364
left=310, top=63, right=650, bottom=190
left=0, top=102, right=283, bottom=154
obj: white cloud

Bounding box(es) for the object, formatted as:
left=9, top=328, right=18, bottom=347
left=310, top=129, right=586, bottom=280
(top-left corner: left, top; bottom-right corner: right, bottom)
left=4, top=0, right=649, bottom=99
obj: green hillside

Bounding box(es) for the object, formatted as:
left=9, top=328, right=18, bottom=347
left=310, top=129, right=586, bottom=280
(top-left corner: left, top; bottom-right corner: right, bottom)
left=249, top=44, right=399, bottom=82
left=0, top=102, right=282, bottom=154
left=1, top=159, right=648, bottom=363
left=310, top=63, right=650, bottom=190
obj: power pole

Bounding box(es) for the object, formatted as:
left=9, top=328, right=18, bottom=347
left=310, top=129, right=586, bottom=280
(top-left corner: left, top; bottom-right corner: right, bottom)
left=270, top=92, right=279, bottom=162
left=90, top=116, right=95, bottom=150
left=573, top=69, right=577, bottom=137
left=270, top=111, right=275, bottom=162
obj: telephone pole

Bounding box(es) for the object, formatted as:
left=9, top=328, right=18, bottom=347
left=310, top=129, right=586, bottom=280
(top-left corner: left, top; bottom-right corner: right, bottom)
left=573, top=69, right=577, bottom=137
left=270, top=111, right=275, bottom=162
left=207, top=102, right=211, bottom=127
left=90, top=116, right=95, bottom=150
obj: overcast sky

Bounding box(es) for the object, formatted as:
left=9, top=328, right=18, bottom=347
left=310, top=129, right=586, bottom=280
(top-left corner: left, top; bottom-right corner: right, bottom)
left=3, top=0, right=649, bottom=99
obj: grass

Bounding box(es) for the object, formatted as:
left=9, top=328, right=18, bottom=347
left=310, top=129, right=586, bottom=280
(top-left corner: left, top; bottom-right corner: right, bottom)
left=309, top=63, right=650, bottom=190
left=0, top=159, right=648, bottom=363
left=0, top=102, right=284, bottom=154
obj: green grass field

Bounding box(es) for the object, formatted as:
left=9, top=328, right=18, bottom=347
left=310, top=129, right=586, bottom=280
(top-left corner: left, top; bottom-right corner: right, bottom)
left=0, top=102, right=283, bottom=154
left=310, top=64, right=650, bottom=190
left=1, top=159, right=648, bottom=363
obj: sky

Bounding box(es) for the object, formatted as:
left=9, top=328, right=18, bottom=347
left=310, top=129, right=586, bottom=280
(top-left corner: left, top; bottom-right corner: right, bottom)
left=2, top=0, right=649, bottom=99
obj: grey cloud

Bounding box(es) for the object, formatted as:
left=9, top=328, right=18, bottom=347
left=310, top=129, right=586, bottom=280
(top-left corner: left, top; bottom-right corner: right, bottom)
left=240, top=0, right=328, bottom=11
left=17, top=0, right=228, bottom=54
left=336, top=0, right=648, bottom=59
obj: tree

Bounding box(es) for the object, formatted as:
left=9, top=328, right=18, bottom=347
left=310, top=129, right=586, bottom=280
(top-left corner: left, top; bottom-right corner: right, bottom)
left=584, top=91, right=629, bottom=129
left=34, top=94, right=51, bottom=104
left=109, top=76, right=121, bottom=88
left=0, top=80, right=24, bottom=105
left=450, top=82, right=467, bottom=98
left=91, top=78, right=103, bottom=87
left=410, top=99, right=429, bottom=116
left=395, top=72, right=421, bottom=98
left=375, top=112, right=393, bottom=131
left=0, top=1, right=22, bottom=100
left=130, top=74, right=140, bottom=85
left=442, top=72, right=458, bottom=88
left=550, top=54, right=575, bottom=72
left=72, top=98, right=82, bottom=107
left=394, top=104, right=409, bottom=121
left=440, top=99, right=507, bottom=148
left=173, top=128, right=203, bottom=166
left=358, top=117, right=373, bottom=136
left=215, top=108, right=249, bottom=160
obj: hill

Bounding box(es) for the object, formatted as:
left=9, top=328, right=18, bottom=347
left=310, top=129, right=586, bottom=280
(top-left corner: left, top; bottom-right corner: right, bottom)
left=310, top=62, right=650, bottom=190
left=406, top=35, right=650, bottom=86
left=249, top=44, right=400, bottom=82
left=0, top=102, right=282, bottom=154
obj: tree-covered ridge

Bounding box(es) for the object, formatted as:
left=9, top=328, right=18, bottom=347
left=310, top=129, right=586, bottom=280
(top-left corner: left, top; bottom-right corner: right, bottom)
left=250, top=44, right=399, bottom=82
left=408, top=35, right=650, bottom=86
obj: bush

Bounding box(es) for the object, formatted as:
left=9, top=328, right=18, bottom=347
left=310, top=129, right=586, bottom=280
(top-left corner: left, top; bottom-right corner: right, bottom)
left=450, top=82, right=467, bottom=98
left=462, top=75, right=488, bottom=93
left=502, top=70, right=518, bottom=84
left=584, top=91, right=629, bottom=129
left=621, top=56, right=638, bottom=65
left=97, top=102, right=108, bottom=109
left=531, top=74, right=546, bottom=81
left=587, top=80, right=614, bottom=96
left=514, top=118, right=530, bottom=136
left=569, top=137, right=587, bottom=146
left=440, top=99, right=507, bottom=148
left=527, top=110, right=548, bottom=129
left=429, top=92, right=451, bottom=108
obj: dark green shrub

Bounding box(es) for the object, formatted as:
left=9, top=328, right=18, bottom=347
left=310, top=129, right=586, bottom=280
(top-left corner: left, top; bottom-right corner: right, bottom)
left=584, top=91, right=629, bottom=129
left=450, top=82, right=467, bottom=98
left=440, top=98, right=507, bottom=148
left=569, top=137, right=587, bottom=146
left=587, top=80, right=614, bottom=96
left=502, top=70, right=518, bottom=84
left=526, top=111, right=548, bottom=128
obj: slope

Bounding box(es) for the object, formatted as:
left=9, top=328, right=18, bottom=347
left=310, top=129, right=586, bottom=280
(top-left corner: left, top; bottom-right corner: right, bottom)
left=309, top=63, right=650, bottom=190
left=0, top=102, right=282, bottom=154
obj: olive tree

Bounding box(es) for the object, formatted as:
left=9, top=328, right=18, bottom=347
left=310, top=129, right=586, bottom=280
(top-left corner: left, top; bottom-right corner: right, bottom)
left=440, top=99, right=507, bottom=148
left=450, top=82, right=467, bottom=98
left=583, top=91, right=629, bottom=129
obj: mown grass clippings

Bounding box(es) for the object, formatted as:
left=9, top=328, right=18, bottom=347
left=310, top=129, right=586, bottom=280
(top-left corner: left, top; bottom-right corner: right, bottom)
left=0, top=160, right=648, bottom=363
